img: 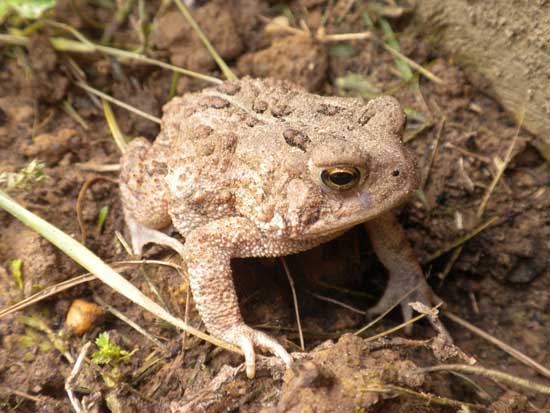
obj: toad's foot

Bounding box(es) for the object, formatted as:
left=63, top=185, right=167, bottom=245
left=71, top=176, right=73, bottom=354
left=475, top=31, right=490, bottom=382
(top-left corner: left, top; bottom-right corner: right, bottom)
left=221, top=323, right=292, bottom=379
left=126, top=216, right=185, bottom=257
left=367, top=275, right=443, bottom=330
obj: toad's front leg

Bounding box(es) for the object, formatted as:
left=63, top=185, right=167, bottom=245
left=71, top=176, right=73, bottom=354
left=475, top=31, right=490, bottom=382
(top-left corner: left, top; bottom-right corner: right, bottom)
left=365, top=212, right=443, bottom=328
left=182, top=217, right=292, bottom=378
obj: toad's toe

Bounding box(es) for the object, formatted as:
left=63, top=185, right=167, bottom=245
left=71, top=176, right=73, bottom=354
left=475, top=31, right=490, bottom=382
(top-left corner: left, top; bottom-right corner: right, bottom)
left=221, top=324, right=292, bottom=379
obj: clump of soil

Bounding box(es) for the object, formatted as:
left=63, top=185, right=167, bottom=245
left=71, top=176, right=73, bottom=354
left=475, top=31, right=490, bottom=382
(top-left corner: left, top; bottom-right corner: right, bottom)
left=0, top=0, right=549, bottom=412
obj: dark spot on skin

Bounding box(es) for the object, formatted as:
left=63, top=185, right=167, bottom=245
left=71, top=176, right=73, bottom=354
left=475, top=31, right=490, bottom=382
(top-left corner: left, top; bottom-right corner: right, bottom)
left=358, top=107, right=376, bottom=125
left=252, top=100, right=268, bottom=113
left=245, top=116, right=261, bottom=127
left=195, top=124, right=214, bottom=139
left=302, top=208, right=320, bottom=226
left=181, top=106, right=197, bottom=118
left=146, top=160, right=168, bottom=175
left=317, top=104, right=342, bottom=116
left=283, top=129, right=311, bottom=152
left=201, top=96, right=230, bottom=109
left=217, top=82, right=241, bottom=95
left=392, top=170, right=400, bottom=177
left=271, top=103, right=292, bottom=118
left=221, top=133, right=238, bottom=152
left=0, top=108, right=7, bottom=125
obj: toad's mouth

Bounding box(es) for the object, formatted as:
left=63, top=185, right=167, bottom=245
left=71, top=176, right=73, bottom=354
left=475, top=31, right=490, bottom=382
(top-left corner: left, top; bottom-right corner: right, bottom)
left=302, top=213, right=371, bottom=238
left=300, top=187, right=412, bottom=238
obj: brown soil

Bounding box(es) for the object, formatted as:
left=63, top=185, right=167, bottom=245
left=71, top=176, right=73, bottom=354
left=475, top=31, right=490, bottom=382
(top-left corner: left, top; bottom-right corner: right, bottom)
left=0, top=1, right=548, bottom=412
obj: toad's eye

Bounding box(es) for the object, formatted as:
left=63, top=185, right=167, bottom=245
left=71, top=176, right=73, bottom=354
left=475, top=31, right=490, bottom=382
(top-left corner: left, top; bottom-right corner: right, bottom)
left=320, top=167, right=361, bottom=191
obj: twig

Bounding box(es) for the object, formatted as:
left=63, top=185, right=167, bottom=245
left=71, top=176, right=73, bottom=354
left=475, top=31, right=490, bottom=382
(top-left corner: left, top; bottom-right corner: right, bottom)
left=281, top=257, right=305, bottom=351
left=418, top=364, right=550, bottom=395
left=443, top=311, right=550, bottom=379
left=65, top=342, right=92, bottom=413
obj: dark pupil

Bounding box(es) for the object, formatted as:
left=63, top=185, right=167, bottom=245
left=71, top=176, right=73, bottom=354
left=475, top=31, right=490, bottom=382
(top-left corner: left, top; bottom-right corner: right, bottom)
left=329, top=171, right=354, bottom=185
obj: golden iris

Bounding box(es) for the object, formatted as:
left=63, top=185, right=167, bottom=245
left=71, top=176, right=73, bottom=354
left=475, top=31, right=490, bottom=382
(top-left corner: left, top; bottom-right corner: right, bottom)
left=320, top=167, right=361, bottom=191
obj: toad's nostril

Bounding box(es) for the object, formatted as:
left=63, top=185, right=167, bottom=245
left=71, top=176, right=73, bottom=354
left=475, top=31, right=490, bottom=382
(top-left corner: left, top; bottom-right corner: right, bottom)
left=392, top=170, right=400, bottom=177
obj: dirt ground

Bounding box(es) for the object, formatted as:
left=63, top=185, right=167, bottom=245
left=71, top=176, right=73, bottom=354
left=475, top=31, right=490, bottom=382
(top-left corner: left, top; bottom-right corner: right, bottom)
left=0, top=1, right=549, bottom=412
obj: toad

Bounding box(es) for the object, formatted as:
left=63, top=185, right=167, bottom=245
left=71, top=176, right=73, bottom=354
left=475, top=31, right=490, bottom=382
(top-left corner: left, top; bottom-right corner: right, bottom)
left=120, top=77, right=439, bottom=377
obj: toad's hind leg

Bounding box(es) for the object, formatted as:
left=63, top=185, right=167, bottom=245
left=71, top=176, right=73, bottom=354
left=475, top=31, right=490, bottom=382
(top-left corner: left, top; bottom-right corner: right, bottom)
left=120, top=137, right=185, bottom=256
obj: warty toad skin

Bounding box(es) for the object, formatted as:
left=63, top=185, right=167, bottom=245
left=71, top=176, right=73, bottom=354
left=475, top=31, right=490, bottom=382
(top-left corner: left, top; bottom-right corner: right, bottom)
left=120, top=77, right=439, bottom=378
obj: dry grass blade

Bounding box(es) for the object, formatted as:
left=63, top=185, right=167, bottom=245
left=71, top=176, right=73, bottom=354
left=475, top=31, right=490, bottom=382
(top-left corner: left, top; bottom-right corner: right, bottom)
left=0, top=260, right=184, bottom=320
left=421, top=117, right=445, bottom=189
left=0, top=273, right=96, bottom=319
left=76, top=176, right=118, bottom=244
left=102, top=99, right=127, bottom=153
left=423, top=215, right=500, bottom=263
left=75, top=162, right=121, bottom=172
left=65, top=342, right=92, bottom=413
left=173, top=0, right=237, bottom=81
left=477, top=136, right=520, bottom=219
left=306, top=290, right=364, bottom=315
left=379, top=40, right=443, bottom=84
left=75, top=81, right=161, bottom=124
left=419, top=364, right=550, bottom=395
left=361, top=383, right=486, bottom=410
left=354, top=284, right=419, bottom=336
left=0, top=189, right=242, bottom=356
left=46, top=20, right=222, bottom=84
left=443, top=311, right=550, bottom=379
left=0, top=386, right=42, bottom=403
left=281, top=257, right=305, bottom=351
left=94, top=295, right=165, bottom=349
left=0, top=26, right=221, bottom=84
left=364, top=303, right=443, bottom=342
left=0, top=33, right=30, bottom=46
left=19, top=315, right=74, bottom=363
left=62, top=100, right=90, bottom=130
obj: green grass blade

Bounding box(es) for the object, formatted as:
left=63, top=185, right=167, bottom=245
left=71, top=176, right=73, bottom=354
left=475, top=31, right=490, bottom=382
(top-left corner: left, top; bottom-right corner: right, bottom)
left=0, top=189, right=242, bottom=356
